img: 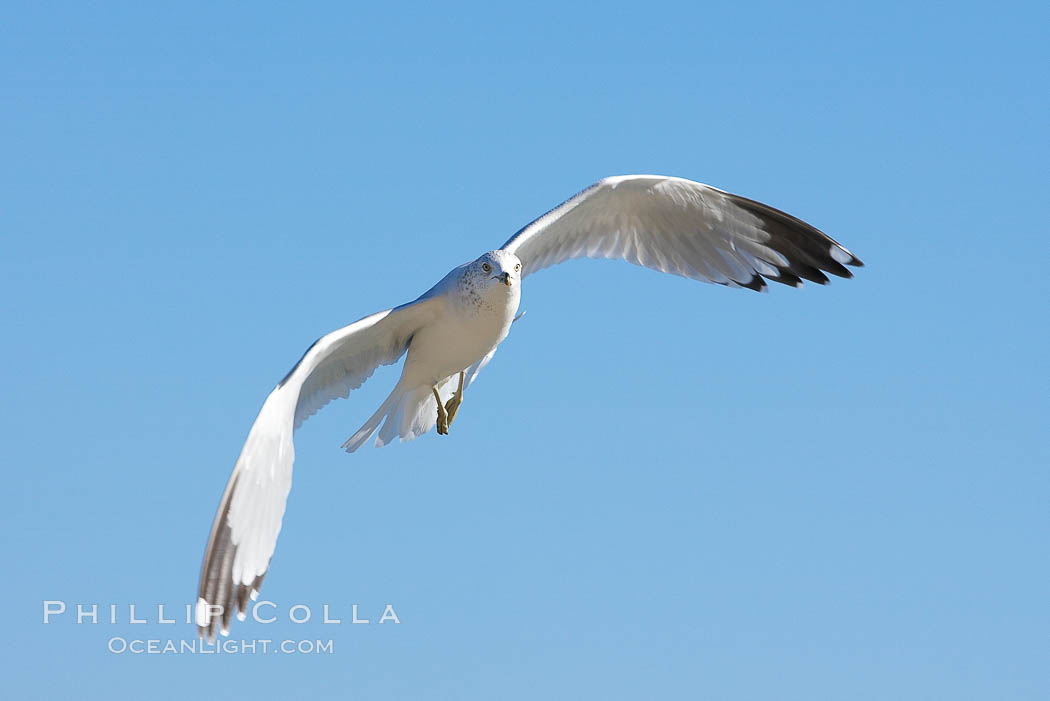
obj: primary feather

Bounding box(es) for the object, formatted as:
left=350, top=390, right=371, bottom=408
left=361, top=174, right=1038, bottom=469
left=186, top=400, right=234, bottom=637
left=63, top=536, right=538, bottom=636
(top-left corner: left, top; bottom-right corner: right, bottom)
left=501, top=175, right=862, bottom=290
left=196, top=298, right=440, bottom=637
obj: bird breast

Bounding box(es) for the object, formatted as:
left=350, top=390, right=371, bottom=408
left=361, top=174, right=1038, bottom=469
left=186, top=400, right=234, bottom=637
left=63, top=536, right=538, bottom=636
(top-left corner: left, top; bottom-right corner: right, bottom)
left=403, top=282, right=519, bottom=386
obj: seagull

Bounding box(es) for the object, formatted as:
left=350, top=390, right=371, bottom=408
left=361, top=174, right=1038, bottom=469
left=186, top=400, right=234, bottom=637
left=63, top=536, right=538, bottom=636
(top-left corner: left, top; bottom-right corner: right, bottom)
left=196, top=174, right=863, bottom=637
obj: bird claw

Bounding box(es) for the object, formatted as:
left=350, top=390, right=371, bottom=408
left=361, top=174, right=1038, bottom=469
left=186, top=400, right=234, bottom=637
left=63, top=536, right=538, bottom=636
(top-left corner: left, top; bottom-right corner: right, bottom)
left=433, top=371, right=465, bottom=437
left=444, top=394, right=462, bottom=427
left=433, top=387, right=449, bottom=435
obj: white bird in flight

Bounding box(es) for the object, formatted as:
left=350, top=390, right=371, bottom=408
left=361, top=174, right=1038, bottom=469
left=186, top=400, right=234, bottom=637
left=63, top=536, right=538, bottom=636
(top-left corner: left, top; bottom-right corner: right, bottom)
left=196, top=174, right=863, bottom=637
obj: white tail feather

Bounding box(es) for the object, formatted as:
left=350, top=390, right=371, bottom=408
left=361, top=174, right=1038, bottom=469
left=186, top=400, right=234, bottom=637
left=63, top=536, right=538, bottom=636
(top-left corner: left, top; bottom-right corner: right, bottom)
left=341, top=375, right=459, bottom=453
left=341, top=386, right=401, bottom=453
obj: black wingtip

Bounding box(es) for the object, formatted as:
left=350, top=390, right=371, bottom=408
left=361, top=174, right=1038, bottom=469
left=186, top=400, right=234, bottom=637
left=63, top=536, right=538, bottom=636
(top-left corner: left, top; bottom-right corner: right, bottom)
left=740, top=275, right=768, bottom=292
left=725, top=192, right=863, bottom=290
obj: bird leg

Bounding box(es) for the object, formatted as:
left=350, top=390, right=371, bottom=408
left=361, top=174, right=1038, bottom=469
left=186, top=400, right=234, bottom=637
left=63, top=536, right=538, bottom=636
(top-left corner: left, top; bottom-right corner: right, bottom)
left=433, top=386, right=449, bottom=435
left=444, top=371, right=465, bottom=428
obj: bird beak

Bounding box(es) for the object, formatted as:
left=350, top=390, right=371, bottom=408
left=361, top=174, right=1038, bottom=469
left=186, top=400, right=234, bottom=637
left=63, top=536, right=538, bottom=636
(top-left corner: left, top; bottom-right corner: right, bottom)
left=495, top=272, right=512, bottom=287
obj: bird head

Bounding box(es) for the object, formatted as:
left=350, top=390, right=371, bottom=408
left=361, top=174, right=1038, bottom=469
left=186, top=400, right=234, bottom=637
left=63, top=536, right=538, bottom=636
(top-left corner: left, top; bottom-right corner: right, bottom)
left=472, top=250, right=522, bottom=289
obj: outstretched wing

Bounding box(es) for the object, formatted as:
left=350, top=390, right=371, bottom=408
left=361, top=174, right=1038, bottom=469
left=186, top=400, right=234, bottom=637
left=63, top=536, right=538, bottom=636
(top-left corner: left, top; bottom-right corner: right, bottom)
left=196, top=297, right=439, bottom=639
left=501, top=175, right=862, bottom=290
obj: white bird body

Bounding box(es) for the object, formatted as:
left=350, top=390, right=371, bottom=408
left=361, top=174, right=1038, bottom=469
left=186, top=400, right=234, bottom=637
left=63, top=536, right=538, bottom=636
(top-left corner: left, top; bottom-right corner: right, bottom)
left=342, top=253, right=521, bottom=453
left=196, top=174, right=863, bottom=637
left=403, top=261, right=521, bottom=389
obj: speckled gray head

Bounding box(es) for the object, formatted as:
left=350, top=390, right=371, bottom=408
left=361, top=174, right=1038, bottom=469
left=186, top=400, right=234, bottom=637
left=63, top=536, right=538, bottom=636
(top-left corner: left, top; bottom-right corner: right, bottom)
left=467, top=250, right=522, bottom=288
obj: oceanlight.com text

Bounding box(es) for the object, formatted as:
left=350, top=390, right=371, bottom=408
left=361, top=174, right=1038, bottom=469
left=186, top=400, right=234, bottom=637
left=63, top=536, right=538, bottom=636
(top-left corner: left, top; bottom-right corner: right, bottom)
left=107, top=637, right=335, bottom=655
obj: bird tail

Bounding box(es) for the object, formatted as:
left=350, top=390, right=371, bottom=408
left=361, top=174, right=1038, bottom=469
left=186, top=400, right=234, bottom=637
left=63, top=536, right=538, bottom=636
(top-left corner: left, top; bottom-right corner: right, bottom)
left=342, top=377, right=456, bottom=453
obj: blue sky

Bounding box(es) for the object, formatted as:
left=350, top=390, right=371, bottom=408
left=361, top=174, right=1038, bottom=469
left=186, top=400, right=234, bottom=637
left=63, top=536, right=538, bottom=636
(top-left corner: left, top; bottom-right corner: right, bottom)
left=3, top=1, right=1047, bottom=699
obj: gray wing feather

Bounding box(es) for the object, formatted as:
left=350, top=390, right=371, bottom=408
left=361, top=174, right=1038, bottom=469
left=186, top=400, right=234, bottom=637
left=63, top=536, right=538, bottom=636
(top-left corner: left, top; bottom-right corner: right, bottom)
left=197, top=297, right=439, bottom=639
left=501, top=175, right=862, bottom=291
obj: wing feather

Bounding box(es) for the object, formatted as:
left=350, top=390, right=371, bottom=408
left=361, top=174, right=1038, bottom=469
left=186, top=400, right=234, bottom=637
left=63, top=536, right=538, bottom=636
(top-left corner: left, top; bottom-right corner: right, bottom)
left=196, top=297, right=438, bottom=638
left=501, top=175, right=863, bottom=291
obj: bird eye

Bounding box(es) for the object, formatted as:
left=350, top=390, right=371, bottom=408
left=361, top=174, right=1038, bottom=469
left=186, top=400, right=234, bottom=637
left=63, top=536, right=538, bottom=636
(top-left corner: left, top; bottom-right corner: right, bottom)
left=482, top=263, right=492, bottom=272
left=514, top=263, right=521, bottom=272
